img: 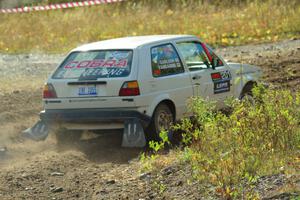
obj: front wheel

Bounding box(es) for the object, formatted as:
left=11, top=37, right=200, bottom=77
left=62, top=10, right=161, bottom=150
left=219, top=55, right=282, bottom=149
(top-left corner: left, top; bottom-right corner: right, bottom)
left=146, top=103, right=174, bottom=141
left=240, top=85, right=256, bottom=105
left=240, top=82, right=257, bottom=104
left=241, top=93, right=255, bottom=105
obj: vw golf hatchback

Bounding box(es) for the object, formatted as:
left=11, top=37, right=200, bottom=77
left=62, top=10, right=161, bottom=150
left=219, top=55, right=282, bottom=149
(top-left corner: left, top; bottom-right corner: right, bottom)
left=27, top=35, right=262, bottom=146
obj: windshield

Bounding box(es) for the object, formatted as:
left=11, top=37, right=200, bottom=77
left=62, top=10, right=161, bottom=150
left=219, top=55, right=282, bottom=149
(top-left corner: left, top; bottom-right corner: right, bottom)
left=52, top=50, right=133, bottom=80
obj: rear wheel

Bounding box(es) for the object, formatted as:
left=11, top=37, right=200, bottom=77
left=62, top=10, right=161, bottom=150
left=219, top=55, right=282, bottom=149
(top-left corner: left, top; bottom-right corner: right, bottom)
left=55, top=128, right=82, bottom=147
left=146, top=103, right=174, bottom=141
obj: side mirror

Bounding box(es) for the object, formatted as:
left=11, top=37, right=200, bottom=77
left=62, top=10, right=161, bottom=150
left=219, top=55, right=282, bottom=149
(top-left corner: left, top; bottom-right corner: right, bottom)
left=211, top=57, right=218, bottom=70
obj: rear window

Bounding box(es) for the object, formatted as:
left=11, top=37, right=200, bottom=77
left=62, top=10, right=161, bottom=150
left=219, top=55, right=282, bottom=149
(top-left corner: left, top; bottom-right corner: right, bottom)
left=52, top=50, right=133, bottom=80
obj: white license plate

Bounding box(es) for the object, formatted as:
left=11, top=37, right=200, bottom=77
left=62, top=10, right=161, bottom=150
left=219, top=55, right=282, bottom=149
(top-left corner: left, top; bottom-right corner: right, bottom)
left=78, top=86, right=97, bottom=96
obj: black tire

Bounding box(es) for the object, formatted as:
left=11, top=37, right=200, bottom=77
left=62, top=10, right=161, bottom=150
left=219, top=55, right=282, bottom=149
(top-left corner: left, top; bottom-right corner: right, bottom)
left=146, top=103, right=174, bottom=142
left=55, top=128, right=82, bottom=146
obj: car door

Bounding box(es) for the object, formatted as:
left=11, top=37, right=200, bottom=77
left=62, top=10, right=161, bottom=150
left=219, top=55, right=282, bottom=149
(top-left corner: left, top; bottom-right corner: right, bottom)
left=205, top=45, right=234, bottom=105
left=136, top=43, right=193, bottom=120
left=175, top=41, right=213, bottom=99
left=175, top=41, right=233, bottom=107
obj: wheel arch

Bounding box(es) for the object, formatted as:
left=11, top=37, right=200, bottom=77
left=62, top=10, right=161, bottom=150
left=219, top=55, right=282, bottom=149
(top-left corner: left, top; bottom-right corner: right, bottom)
left=147, top=95, right=176, bottom=121
left=239, top=81, right=257, bottom=99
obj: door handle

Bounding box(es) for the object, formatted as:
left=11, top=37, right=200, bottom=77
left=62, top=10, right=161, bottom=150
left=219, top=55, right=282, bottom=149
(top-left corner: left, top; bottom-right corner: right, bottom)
left=192, top=75, right=202, bottom=80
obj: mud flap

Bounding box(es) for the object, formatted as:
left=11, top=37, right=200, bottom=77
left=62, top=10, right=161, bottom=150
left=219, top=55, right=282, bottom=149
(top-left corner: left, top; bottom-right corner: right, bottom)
left=22, top=120, right=49, bottom=141
left=122, top=119, right=146, bottom=148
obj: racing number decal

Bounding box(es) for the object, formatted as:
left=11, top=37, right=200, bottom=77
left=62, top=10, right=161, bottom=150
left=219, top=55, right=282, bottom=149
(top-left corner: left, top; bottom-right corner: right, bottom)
left=211, top=70, right=232, bottom=94
left=220, top=71, right=231, bottom=80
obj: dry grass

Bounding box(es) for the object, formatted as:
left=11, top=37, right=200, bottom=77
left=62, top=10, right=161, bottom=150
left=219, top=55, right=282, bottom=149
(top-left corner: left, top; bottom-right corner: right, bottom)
left=0, top=0, right=299, bottom=53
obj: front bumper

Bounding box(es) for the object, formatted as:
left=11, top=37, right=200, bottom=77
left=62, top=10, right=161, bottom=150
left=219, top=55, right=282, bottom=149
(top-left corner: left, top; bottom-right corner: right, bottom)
left=40, top=109, right=151, bottom=128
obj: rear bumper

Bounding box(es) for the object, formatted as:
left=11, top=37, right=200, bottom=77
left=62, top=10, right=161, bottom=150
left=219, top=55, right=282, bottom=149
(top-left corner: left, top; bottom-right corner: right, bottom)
left=40, top=109, right=151, bottom=128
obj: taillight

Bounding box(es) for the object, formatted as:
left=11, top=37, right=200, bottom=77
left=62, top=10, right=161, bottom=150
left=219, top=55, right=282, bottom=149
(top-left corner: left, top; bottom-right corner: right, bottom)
left=119, top=81, right=140, bottom=96
left=43, top=83, right=57, bottom=99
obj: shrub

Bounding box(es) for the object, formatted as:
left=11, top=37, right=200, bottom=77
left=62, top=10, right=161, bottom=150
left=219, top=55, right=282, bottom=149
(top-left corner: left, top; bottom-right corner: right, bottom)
left=145, top=85, right=300, bottom=198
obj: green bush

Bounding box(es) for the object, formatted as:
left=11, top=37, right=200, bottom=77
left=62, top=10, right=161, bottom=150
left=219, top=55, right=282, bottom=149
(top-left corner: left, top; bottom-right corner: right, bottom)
left=145, top=85, right=300, bottom=198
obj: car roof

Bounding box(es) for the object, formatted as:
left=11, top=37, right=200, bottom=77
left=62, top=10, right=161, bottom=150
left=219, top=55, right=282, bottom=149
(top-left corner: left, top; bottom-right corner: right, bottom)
left=72, top=35, right=198, bottom=51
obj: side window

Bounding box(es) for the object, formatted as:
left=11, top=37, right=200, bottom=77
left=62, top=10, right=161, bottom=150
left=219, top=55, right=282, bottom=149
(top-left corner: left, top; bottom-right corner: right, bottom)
left=151, top=44, right=184, bottom=77
left=176, top=42, right=210, bottom=71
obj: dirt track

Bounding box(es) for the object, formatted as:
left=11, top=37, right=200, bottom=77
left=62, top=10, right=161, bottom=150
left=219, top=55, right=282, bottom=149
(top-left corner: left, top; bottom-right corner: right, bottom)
left=0, top=40, right=299, bottom=199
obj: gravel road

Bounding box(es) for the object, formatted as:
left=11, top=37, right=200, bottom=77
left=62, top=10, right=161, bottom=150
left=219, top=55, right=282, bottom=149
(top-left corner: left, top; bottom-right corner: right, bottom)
left=0, top=40, right=299, bottom=199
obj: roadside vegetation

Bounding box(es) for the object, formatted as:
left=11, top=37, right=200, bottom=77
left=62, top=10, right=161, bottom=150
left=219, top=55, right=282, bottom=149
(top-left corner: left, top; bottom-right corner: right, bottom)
left=0, top=0, right=299, bottom=198
left=141, top=85, right=300, bottom=199
left=0, top=0, right=299, bottom=53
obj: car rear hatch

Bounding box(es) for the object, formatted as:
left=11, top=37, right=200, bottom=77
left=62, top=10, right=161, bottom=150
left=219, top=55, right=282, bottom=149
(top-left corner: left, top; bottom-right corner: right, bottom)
left=44, top=49, right=139, bottom=110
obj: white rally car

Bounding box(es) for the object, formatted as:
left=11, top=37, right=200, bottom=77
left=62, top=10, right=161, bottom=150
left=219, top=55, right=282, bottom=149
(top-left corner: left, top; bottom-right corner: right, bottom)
left=26, top=35, right=262, bottom=146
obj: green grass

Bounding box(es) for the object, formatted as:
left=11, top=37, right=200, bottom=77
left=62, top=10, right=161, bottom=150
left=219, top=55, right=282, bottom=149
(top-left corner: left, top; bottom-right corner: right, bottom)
left=0, top=0, right=299, bottom=53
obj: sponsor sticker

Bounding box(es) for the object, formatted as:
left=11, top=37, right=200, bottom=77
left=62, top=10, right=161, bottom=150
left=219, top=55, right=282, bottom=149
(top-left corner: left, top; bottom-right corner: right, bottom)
left=111, top=51, right=129, bottom=59
left=211, top=70, right=232, bottom=94
left=78, top=68, right=126, bottom=80
left=211, top=70, right=231, bottom=82
left=64, top=59, right=128, bottom=69
left=214, top=80, right=230, bottom=94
